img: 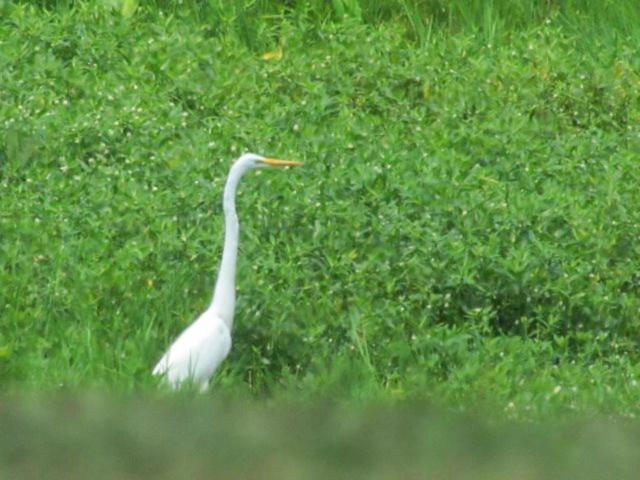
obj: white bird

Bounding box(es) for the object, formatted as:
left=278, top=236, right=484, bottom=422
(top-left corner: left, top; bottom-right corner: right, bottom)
left=153, top=153, right=303, bottom=391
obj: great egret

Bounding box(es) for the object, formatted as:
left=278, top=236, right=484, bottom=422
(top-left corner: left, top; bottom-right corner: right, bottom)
left=153, top=153, right=303, bottom=391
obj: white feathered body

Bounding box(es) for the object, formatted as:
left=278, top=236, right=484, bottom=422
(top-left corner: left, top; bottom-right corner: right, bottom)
left=152, top=154, right=301, bottom=391
left=152, top=307, right=232, bottom=391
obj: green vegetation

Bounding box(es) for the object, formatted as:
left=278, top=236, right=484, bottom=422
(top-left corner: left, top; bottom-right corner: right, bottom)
left=1, top=1, right=639, bottom=473
left=3, top=394, right=640, bottom=480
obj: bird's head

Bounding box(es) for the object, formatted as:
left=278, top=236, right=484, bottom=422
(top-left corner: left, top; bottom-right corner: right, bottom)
left=236, top=153, right=304, bottom=171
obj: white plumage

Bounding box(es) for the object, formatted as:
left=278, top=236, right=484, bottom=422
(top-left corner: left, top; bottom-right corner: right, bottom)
left=152, top=153, right=303, bottom=391
left=152, top=309, right=232, bottom=392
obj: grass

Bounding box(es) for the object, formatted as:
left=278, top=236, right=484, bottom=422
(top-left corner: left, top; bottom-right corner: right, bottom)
left=3, top=394, right=640, bottom=480
left=1, top=0, right=640, bottom=475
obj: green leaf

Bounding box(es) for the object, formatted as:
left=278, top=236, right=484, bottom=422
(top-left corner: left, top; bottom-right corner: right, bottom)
left=121, top=0, right=138, bottom=18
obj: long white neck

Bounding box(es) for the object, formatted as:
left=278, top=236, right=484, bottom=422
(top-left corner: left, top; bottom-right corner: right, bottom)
left=210, top=161, right=251, bottom=329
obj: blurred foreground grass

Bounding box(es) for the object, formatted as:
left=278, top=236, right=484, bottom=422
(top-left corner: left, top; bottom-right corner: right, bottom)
left=2, top=394, right=639, bottom=480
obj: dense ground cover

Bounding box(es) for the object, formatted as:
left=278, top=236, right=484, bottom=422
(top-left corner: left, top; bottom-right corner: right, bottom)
left=3, top=394, right=640, bottom=480
left=1, top=0, right=639, bottom=434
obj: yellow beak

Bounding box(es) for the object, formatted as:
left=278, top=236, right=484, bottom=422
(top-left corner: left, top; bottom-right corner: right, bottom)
left=261, top=158, right=304, bottom=167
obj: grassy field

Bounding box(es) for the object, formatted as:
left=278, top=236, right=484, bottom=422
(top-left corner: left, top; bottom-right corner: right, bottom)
left=3, top=394, right=640, bottom=480
left=1, top=0, right=640, bottom=475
